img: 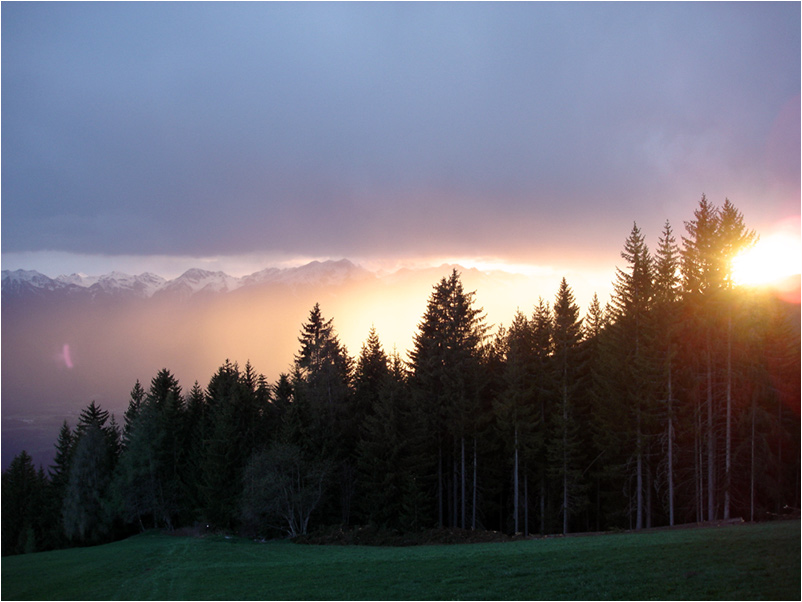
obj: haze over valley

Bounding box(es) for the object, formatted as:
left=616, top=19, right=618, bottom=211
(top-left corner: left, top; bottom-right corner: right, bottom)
left=3, top=258, right=605, bottom=470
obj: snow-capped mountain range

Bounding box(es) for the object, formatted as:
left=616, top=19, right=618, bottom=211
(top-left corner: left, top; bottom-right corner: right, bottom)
left=1, top=259, right=372, bottom=301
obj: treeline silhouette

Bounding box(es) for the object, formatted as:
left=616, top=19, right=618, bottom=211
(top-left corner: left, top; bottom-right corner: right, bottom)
left=3, top=197, right=799, bottom=554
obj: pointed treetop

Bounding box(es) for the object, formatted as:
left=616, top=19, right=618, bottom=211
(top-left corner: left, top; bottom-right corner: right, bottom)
left=716, top=199, right=757, bottom=288
left=654, top=220, right=681, bottom=305
left=77, top=401, right=109, bottom=433
left=611, top=222, right=654, bottom=320
left=553, top=277, right=583, bottom=346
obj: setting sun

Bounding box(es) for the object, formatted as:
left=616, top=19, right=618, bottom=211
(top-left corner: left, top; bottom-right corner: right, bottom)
left=732, top=230, right=802, bottom=287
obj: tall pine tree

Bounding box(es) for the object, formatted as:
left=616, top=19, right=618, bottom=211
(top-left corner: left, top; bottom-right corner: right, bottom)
left=410, top=270, right=486, bottom=529
left=548, top=278, right=585, bottom=534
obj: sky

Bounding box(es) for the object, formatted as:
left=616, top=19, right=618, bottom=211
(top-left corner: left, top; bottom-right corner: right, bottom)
left=2, top=2, right=800, bottom=293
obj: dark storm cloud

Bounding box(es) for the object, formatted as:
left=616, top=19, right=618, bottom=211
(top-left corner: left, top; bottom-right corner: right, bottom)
left=2, top=2, right=799, bottom=261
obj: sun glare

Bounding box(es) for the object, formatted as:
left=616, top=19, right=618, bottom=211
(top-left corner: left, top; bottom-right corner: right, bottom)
left=732, top=231, right=802, bottom=287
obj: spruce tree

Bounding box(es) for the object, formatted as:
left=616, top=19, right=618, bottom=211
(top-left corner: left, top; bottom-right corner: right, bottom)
left=76, top=400, right=110, bottom=435
left=352, top=326, right=390, bottom=523
left=548, top=278, right=585, bottom=534
left=286, top=304, right=353, bottom=525
left=680, top=197, right=757, bottom=521
left=2, top=451, right=44, bottom=555
left=148, top=369, right=185, bottom=525
left=653, top=220, right=681, bottom=525
left=530, top=297, right=553, bottom=534
left=271, top=373, right=294, bottom=428
left=63, top=416, right=116, bottom=543
left=580, top=293, right=609, bottom=531
left=494, top=310, right=538, bottom=534
left=201, top=360, right=257, bottom=528
left=605, top=223, right=657, bottom=529
left=681, top=196, right=721, bottom=521
left=113, top=400, right=169, bottom=530
left=45, top=421, right=74, bottom=548
left=49, top=421, right=74, bottom=497
left=410, top=270, right=486, bottom=529
left=181, top=380, right=208, bottom=521
left=354, top=326, right=390, bottom=421
left=716, top=200, right=757, bottom=519
left=357, top=350, right=428, bottom=530
left=122, top=380, right=146, bottom=449
left=113, top=370, right=184, bottom=530
left=290, top=304, right=352, bottom=456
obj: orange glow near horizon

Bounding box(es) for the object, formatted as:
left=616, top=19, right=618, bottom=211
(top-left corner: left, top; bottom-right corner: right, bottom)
left=331, top=262, right=615, bottom=362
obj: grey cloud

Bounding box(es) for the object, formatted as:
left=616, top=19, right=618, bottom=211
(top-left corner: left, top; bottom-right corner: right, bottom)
left=2, top=2, right=798, bottom=260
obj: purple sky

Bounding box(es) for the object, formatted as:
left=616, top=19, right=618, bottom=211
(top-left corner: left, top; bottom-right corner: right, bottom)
left=2, top=2, right=800, bottom=281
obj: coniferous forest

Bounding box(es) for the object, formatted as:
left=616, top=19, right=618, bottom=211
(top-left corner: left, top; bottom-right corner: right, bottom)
left=3, top=197, right=800, bottom=555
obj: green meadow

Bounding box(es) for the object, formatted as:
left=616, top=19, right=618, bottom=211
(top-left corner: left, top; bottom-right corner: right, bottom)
left=3, top=521, right=799, bottom=600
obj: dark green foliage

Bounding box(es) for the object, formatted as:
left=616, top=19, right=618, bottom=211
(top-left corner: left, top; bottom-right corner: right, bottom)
left=283, top=304, right=355, bottom=525
left=180, top=379, right=208, bottom=521
left=1, top=451, right=48, bottom=555
left=40, top=421, right=76, bottom=549
left=111, top=371, right=185, bottom=531
left=653, top=220, right=681, bottom=526
left=352, top=326, right=390, bottom=521
left=677, top=197, right=765, bottom=524
left=76, top=401, right=109, bottom=434
left=200, top=360, right=269, bottom=528
left=122, top=380, right=146, bottom=448
left=240, top=442, right=331, bottom=537
left=357, top=351, right=430, bottom=531
left=286, top=305, right=352, bottom=456
left=493, top=310, right=540, bottom=534
left=352, top=326, right=389, bottom=442
left=63, top=423, right=116, bottom=543
left=410, top=269, right=487, bottom=529
left=597, top=224, right=659, bottom=530
left=548, top=278, right=587, bottom=534
left=3, top=198, right=798, bottom=555
left=56, top=401, right=121, bottom=545
left=294, top=304, right=352, bottom=416
left=49, top=421, right=74, bottom=489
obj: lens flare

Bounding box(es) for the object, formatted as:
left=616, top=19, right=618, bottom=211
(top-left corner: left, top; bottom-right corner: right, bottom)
left=60, top=343, right=74, bottom=369
left=732, top=232, right=801, bottom=287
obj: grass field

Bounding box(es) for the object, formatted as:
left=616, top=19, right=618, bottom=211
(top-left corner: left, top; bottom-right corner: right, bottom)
left=2, top=520, right=799, bottom=600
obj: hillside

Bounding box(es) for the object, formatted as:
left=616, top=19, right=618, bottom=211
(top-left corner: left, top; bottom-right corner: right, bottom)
left=2, top=521, right=798, bottom=600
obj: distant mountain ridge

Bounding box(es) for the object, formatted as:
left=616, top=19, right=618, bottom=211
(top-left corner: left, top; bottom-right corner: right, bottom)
left=1, top=259, right=373, bottom=301
left=1, top=256, right=578, bottom=473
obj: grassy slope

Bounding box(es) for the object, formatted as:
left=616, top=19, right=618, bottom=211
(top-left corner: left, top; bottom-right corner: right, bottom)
left=2, top=521, right=799, bottom=600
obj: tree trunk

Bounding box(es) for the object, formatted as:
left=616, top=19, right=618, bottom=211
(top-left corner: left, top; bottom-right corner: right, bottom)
left=540, top=473, right=546, bottom=535
left=636, top=411, right=643, bottom=530
left=563, top=466, right=568, bottom=535
left=777, top=392, right=783, bottom=515
left=524, top=470, right=529, bottom=537
left=461, top=436, right=466, bottom=530
left=472, top=437, right=477, bottom=530
left=696, top=405, right=703, bottom=522
left=750, top=393, right=756, bottom=523
left=513, top=426, right=519, bottom=534
left=646, top=463, right=652, bottom=529
left=438, top=443, right=443, bottom=528
left=668, top=369, right=675, bottom=526
left=724, top=314, right=732, bottom=520
left=452, top=455, right=457, bottom=528
left=562, top=386, right=569, bottom=535
left=706, top=336, right=715, bottom=522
